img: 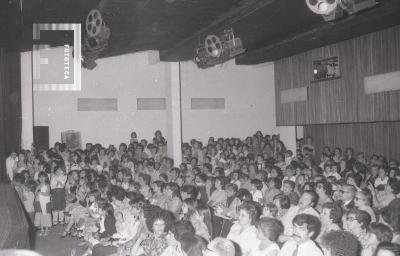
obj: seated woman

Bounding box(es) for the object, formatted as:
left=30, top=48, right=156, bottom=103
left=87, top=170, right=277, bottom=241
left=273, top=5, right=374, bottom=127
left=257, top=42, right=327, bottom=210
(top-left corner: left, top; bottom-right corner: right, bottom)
left=273, top=194, right=290, bottom=220
left=161, top=182, right=182, bottom=219
left=315, top=180, right=333, bottom=212
left=380, top=198, right=400, bottom=244
left=226, top=201, right=259, bottom=256
left=130, top=209, right=174, bottom=256
left=208, top=176, right=228, bottom=208
left=92, top=198, right=150, bottom=256
left=180, top=198, right=212, bottom=242
left=318, top=202, right=342, bottom=242
left=80, top=201, right=117, bottom=256
left=221, top=188, right=252, bottom=219
left=250, top=217, right=283, bottom=256
left=62, top=178, right=90, bottom=237
left=343, top=209, right=371, bottom=249
left=354, top=189, right=376, bottom=222
left=150, top=181, right=166, bottom=207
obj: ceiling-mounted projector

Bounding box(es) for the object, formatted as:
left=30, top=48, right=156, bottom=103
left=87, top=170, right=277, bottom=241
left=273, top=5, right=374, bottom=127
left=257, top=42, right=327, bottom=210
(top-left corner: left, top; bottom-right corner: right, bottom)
left=306, top=0, right=378, bottom=21
left=194, top=28, right=246, bottom=69
left=82, top=9, right=111, bottom=69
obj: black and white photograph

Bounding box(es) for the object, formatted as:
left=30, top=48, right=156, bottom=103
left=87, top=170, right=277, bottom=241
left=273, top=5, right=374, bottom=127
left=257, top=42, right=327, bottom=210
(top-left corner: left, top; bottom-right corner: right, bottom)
left=0, top=0, right=400, bottom=256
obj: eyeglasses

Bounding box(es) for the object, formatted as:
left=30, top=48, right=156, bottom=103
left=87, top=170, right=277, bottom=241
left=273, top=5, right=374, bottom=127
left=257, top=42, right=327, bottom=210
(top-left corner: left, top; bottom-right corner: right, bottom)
left=346, top=217, right=356, bottom=222
left=339, top=190, right=351, bottom=194
left=153, top=222, right=166, bottom=227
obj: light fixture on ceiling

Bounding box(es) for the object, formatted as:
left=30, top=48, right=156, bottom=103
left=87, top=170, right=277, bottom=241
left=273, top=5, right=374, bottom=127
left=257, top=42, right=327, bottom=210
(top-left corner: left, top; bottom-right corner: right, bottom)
left=306, top=0, right=378, bottom=21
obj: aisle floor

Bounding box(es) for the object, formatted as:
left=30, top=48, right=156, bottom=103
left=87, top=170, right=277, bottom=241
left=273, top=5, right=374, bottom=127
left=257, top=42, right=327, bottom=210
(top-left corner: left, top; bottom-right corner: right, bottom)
left=35, top=225, right=80, bottom=256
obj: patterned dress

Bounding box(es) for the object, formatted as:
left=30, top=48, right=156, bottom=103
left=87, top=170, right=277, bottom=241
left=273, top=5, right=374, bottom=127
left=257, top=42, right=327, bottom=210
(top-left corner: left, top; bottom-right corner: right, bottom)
left=140, top=233, right=168, bottom=256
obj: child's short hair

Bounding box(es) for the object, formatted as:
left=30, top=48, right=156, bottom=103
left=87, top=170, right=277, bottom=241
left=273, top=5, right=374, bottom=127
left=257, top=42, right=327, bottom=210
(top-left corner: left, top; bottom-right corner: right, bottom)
left=267, top=177, right=282, bottom=189
left=225, top=183, right=238, bottom=194
left=283, top=180, right=296, bottom=190
left=251, top=179, right=263, bottom=190
left=12, top=173, right=25, bottom=185
left=285, top=150, right=293, bottom=157
left=257, top=217, right=284, bottom=242
left=368, top=222, right=393, bottom=242
left=215, top=176, right=228, bottom=188
left=38, top=171, right=50, bottom=184
left=26, top=180, right=37, bottom=193
left=207, top=237, right=235, bottom=256
left=181, top=185, right=199, bottom=199
left=264, top=203, right=278, bottom=218
left=273, top=194, right=290, bottom=209
left=139, top=173, right=151, bottom=186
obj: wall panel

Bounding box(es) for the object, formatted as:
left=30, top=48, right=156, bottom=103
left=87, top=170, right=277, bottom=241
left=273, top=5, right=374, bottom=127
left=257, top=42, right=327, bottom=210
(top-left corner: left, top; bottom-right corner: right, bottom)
left=0, top=49, right=21, bottom=182
left=304, top=121, right=400, bottom=160
left=275, top=25, right=400, bottom=125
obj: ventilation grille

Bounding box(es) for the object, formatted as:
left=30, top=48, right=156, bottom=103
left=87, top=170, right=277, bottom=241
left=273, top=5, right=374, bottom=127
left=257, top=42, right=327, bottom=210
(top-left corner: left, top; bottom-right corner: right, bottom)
left=137, top=98, right=166, bottom=110
left=191, top=98, right=225, bottom=109
left=77, top=98, right=118, bottom=111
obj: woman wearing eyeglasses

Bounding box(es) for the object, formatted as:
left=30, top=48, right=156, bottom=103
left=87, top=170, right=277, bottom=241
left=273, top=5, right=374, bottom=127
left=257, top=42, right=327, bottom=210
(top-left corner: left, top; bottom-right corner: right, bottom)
left=343, top=209, right=371, bottom=249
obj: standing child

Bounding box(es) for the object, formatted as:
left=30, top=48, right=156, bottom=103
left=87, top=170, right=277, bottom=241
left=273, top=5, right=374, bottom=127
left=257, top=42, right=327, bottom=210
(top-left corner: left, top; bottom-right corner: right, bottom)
left=51, top=165, right=67, bottom=225
left=250, top=179, right=264, bottom=204
left=35, top=171, right=52, bottom=236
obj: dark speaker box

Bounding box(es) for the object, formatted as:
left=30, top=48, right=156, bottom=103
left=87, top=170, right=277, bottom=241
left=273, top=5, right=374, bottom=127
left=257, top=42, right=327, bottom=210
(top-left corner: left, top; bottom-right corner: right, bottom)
left=33, top=126, right=49, bottom=150
left=0, top=184, right=30, bottom=248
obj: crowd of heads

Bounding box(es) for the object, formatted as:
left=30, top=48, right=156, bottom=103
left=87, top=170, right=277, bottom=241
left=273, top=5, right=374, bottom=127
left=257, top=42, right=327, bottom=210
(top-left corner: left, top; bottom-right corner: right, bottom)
left=7, top=131, right=400, bottom=256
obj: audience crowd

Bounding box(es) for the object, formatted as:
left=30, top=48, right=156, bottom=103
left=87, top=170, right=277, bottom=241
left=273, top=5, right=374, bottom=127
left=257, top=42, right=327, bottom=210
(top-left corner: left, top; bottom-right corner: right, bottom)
left=6, top=130, right=400, bottom=256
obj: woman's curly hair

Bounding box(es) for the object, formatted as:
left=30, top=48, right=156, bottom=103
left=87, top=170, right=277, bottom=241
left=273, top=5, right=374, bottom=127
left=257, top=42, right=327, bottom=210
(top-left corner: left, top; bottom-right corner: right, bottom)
left=145, top=209, right=175, bottom=233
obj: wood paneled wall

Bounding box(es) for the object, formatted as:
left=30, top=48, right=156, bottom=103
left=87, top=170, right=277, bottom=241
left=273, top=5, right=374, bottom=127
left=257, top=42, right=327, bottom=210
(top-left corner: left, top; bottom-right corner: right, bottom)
left=304, top=121, right=400, bottom=160
left=275, top=25, right=400, bottom=125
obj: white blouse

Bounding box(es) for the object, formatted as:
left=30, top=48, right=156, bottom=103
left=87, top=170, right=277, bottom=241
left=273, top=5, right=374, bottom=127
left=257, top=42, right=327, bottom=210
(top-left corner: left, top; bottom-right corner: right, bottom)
left=250, top=240, right=280, bottom=256
left=227, top=223, right=258, bottom=256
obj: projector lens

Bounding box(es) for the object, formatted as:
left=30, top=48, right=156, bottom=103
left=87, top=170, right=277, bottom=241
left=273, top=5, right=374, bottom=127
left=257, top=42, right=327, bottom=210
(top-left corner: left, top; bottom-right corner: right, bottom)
left=318, top=2, right=328, bottom=12
left=212, top=49, right=220, bottom=56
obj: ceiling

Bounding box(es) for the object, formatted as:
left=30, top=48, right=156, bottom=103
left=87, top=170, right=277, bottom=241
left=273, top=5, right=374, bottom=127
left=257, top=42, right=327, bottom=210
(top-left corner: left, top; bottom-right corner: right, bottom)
left=1, top=0, right=400, bottom=65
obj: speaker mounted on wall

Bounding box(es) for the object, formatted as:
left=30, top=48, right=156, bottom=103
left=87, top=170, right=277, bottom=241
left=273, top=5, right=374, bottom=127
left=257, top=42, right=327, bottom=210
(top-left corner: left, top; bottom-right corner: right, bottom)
left=61, top=130, right=82, bottom=151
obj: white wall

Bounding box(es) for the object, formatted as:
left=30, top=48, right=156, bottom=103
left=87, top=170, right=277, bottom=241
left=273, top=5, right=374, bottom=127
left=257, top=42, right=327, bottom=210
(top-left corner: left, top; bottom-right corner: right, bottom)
left=180, top=60, right=278, bottom=143
left=34, top=51, right=169, bottom=146
left=34, top=51, right=278, bottom=147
